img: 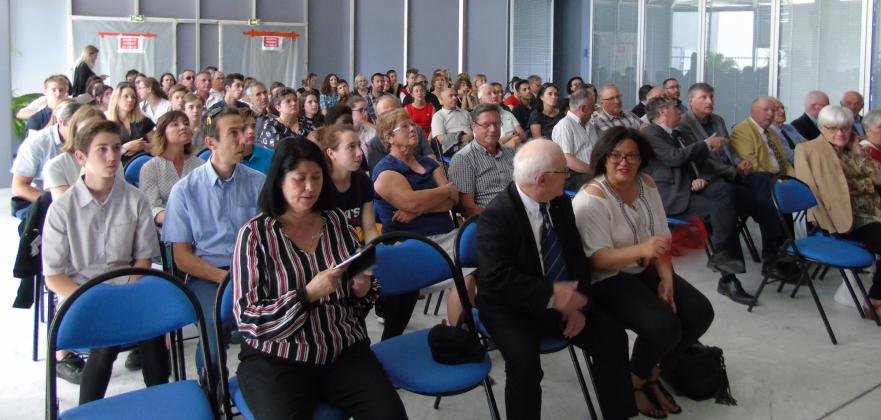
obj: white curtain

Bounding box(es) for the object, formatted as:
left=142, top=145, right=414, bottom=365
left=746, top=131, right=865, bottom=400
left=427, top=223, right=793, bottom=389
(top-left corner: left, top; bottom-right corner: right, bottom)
left=72, top=20, right=175, bottom=87
left=220, top=24, right=306, bottom=87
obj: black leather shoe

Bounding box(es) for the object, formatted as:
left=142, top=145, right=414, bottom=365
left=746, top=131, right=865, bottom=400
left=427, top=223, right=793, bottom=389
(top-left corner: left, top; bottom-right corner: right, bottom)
left=57, top=352, right=85, bottom=385
left=717, top=277, right=755, bottom=305
left=708, top=249, right=746, bottom=274
left=762, top=260, right=800, bottom=284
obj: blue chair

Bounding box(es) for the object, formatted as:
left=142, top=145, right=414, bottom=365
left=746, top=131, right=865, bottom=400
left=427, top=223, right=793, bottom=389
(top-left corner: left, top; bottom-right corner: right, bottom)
left=747, top=176, right=880, bottom=344
left=455, top=216, right=603, bottom=420
left=198, top=148, right=212, bottom=161
left=564, top=189, right=577, bottom=198
left=123, top=153, right=152, bottom=188
left=46, top=268, right=215, bottom=420
left=368, top=231, right=500, bottom=419
left=214, top=276, right=347, bottom=420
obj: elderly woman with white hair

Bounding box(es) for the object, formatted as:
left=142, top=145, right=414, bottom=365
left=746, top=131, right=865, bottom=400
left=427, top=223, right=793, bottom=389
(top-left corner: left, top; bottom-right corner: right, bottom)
left=859, top=110, right=881, bottom=163
left=794, top=105, right=881, bottom=317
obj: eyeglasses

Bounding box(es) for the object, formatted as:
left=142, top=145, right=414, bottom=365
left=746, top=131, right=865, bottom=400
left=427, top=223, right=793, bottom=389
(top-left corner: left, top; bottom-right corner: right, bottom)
left=543, top=170, right=571, bottom=178
left=473, top=121, right=501, bottom=129
left=601, top=95, right=622, bottom=102
left=351, top=107, right=367, bottom=113
left=391, top=121, right=418, bottom=134
left=184, top=76, right=194, bottom=80
left=821, top=125, right=851, bottom=134
left=608, top=152, right=642, bottom=164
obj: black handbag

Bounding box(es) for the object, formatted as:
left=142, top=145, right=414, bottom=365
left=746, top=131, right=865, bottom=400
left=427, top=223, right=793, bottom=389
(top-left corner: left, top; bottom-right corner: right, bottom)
left=661, top=343, right=737, bottom=405
left=427, top=323, right=486, bottom=365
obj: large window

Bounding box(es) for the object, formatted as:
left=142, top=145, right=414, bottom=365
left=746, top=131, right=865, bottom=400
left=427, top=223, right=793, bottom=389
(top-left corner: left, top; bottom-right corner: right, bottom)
left=704, top=0, right=771, bottom=125
left=779, top=0, right=863, bottom=116
left=644, top=0, right=700, bottom=103
left=591, top=0, right=639, bottom=108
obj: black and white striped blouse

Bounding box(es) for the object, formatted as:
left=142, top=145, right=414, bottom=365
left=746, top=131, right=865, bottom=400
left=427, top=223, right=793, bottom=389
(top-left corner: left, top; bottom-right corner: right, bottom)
left=232, top=209, right=379, bottom=364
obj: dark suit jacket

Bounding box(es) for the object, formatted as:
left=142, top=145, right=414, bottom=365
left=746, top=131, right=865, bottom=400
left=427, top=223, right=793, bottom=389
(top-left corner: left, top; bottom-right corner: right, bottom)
left=476, top=183, right=590, bottom=317
left=631, top=102, right=647, bottom=118
left=677, top=111, right=739, bottom=181
left=791, top=112, right=821, bottom=141
left=643, top=123, right=710, bottom=215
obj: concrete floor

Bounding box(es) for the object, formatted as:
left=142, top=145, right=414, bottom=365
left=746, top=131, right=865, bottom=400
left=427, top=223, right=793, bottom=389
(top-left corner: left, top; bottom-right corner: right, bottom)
left=0, top=187, right=879, bottom=419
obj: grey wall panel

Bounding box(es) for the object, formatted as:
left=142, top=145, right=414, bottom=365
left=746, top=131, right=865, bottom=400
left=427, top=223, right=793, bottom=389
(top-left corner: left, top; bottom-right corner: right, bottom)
left=355, top=0, right=404, bottom=77
left=2, top=1, right=14, bottom=186
left=72, top=0, right=134, bottom=18
left=200, top=0, right=250, bottom=21
left=553, top=0, right=587, bottom=87
left=177, top=23, right=197, bottom=74
left=258, top=0, right=306, bottom=22
left=141, top=0, right=196, bottom=20
left=200, top=24, right=219, bottom=68
left=465, top=0, right=508, bottom=84
left=408, top=0, right=457, bottom=76
left=11, top=0, right=67, bottom=94
left=308, top=0, right=351, bottom=79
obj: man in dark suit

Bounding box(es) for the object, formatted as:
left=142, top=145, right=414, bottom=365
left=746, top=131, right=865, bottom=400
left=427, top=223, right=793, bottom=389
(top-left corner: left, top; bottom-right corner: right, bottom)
left=644, top=96, right=756, bottom=305
left=477, top=139, right=635, bottom=420
left=790, top=90, right=829, bottom=141
left=631, top=84, right=653, bottom=118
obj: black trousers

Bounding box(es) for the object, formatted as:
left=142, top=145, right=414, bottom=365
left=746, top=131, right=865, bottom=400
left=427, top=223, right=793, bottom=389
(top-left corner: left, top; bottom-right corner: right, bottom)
left=676, top=179, right=738, bottom=250
left=733, top=172, right=785, bottom=258
left=79, top=335, right=170, bottom=404
left=590, top=270, right=714, bottom=379
left=839, top=222, right=881, bottom=299
left=478, top=301, right=636, bottom=420
left=376, top=292, right=419, bottom=341
left=237, top=341, right=407, bottom=420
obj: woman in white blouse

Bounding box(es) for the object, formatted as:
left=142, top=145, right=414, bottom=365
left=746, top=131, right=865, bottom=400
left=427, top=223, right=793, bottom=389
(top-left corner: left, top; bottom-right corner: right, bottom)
left=139, top=111, right=204, bottom=225
left=137, top=77, right=171, bottom=123
left=572, top=127, right=713, bottom=419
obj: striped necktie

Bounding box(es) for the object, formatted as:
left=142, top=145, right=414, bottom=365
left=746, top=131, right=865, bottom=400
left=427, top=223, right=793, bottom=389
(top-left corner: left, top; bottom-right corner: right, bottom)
left=539, top=203, right=569, bottom=283
left=765, top=129, right=786, bottom=173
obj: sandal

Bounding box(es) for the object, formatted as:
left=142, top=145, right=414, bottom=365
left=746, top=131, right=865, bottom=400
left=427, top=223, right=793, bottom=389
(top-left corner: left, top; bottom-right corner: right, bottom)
left=862, top=301, right=881, bottom=320
left=634, top=385, right=667, bottom=419
left=648, top=380, right=682, bottom=415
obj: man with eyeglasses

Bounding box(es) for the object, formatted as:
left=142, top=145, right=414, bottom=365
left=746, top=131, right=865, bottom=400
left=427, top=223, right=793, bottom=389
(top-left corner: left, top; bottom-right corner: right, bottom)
left=593, top=84, right=642, bottom=136
left=643, top=96, right=757, bottom=305
left=551, top=88, right=601, bottom=190
left=178, top=69, right=195, bottom=91
left=662, top=78, right=688, bottom=113
left=448, top=104, right=515, bottom=218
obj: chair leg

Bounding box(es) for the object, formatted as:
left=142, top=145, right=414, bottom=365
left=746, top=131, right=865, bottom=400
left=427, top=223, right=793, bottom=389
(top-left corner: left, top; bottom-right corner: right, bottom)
left=482, top=377, right=501, bottom=420
left=433, top=290, right=445, bottom=316
left=739, top=221, right=761, bottom=263
left=804, top=275, right=837, bottom=344
left=839, top=269, right=867, bottom=319
left=423, top=293, right=433, bottom=315
left=748, top=274, right=772, bottom=312
left=169, top=332, right=181, bottom=381
left=175, top=330, right=187, bottom=380
left=850, top=269, right=881, bottom=326
left=567, top=345, right=599, bottom=420
left=32, top=275, right=41, bottom=362
left=580, top=350, right=604, bottom=420
left=433, top=396, right=442, bottom=409
left=819, top=266, right=831, bottom=281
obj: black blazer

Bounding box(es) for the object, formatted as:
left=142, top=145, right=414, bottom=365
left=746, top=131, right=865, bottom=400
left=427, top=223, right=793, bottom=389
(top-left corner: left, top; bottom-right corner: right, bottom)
left=791, top=113, right=821, bottom=141
left=631, top=102, right=647, bottom=118
left=476, top=183, right=591, bottom=317
left=643, top=123, right=709, bottom=215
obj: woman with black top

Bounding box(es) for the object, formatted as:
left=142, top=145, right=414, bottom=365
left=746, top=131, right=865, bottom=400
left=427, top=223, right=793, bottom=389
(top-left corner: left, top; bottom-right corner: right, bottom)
left=159, top=73, right=177, bottom=96
left=72, top=45, right=105, bottom=96
left=300, top=91, right=325, bottom=138
left=232, top=138, right=406, bottom=420
left=258, top=87, right=310, bottom=149
left=528, top=83, right=563, bottom=139
left=107, top=82, right=155, bottom=159
left=318, top=124, right=379, bottom=243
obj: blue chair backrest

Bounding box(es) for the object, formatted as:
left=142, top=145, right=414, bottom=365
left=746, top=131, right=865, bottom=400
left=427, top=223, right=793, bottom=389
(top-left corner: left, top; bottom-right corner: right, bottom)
left=198, top=148, right=212, bottom=161
left=124, top=153, right=152, bottom=187
left=457, top=219, right=479, bottom=269
left=564, top=190, right=576, bottom=198
left=373, top=233, right=456, bottom=297
left=218, top=277, right=235, bottom=328
left=773, top=176, right=817, bottom=214
left=55, top=274, right=196, bottom=350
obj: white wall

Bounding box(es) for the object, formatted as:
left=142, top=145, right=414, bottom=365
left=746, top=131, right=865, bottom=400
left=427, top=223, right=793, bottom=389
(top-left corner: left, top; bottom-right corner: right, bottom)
left=10, top=0, right=68, bottom=95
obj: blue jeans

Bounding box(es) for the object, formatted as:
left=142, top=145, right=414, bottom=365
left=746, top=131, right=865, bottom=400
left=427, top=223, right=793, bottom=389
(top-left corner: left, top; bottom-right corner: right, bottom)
left=185, top=276, right=229, bottom=382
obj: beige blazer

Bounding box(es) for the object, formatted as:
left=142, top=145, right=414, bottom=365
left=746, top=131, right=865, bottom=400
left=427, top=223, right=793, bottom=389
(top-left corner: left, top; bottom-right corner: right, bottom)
left=730, top=118, right=794, bottom=176
left=793, top=137, right=854, bottom=233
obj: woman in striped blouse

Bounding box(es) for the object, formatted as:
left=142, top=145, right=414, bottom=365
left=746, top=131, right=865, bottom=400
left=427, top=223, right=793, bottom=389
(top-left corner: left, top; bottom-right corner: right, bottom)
left=231, top=137, right=405, bottom=420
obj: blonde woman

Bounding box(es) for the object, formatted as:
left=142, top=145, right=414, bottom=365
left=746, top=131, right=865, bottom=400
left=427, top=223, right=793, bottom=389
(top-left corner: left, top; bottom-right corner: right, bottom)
left=107, top=82, right=156, bottom=159
left=72, top=45, right=106, bottom=96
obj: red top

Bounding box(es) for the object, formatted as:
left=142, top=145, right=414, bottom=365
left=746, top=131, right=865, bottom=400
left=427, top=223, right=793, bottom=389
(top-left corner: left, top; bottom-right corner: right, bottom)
left=503, top=95, right=520, bottom=109
left=405, top=103, right=434, bottom=138
left=862, top=142, right=881, bottom=164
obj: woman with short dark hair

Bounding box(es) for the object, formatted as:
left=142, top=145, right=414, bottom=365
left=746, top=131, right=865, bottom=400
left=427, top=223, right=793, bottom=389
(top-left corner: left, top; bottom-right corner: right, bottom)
left=573, top=127, right=714, bottom=419
left=232, top=137, right=406, bottom=420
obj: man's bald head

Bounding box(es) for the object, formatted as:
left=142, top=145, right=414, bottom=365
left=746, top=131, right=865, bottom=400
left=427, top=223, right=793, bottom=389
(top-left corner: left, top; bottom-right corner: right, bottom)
left=477, top=84, right=493, bottom=102
left=750, top=97, right=776, bottom=130
left=805, top=90, right=830, bottom=118
left=646, top=87, right=666, bottom=102
left=513, top=139, right=567, bottom=202
left=375, top=95, right=401, bottom=117
left=840, top=91, right=864, bottom=118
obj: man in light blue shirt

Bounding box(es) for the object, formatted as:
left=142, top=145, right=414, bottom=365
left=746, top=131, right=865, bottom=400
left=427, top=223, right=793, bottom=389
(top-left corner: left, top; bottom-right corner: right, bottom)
left=163, top=107, right=265, bottom=380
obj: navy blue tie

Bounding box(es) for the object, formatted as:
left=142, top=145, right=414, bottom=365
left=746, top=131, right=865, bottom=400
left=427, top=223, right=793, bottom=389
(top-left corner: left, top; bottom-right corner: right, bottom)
left=539, top=203, right=569, bottom=283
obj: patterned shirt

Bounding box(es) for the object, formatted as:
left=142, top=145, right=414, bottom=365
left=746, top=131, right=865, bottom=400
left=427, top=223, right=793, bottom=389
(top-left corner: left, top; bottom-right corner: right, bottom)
left=257, top=118, right=310, bottom=149
left=591, top=108, right=642, bottom=135
left=319, top=93, right=340, bottom=110
left=835, top=146, right=881, bottom=229
left=232, top=210, right=379, bottom=364
left=139, top=154, right=205, bottom=218
left=448, top=140, right=515, bottom=208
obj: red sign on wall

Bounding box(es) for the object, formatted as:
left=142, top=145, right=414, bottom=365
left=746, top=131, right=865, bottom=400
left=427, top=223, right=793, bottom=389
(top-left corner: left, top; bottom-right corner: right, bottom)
left=262, top=36, right=282, bottom=51
left=118, top=36, right=144, bottom=53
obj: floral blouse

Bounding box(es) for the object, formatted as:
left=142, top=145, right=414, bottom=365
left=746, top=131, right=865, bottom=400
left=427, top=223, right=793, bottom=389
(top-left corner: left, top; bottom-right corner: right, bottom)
left=835, top=146, right=881, bottom=228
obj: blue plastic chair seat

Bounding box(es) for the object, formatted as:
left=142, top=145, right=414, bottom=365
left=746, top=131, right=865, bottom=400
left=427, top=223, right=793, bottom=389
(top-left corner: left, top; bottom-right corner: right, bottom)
left=371, top=329, right=492, bottom=395
left=472, top=308, right=568, bottom=353
left=787, top=236, right=875, bottom=268
left=60, top=380, right=212, bottom=420
left=666, top=217, right=690, bottom=226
